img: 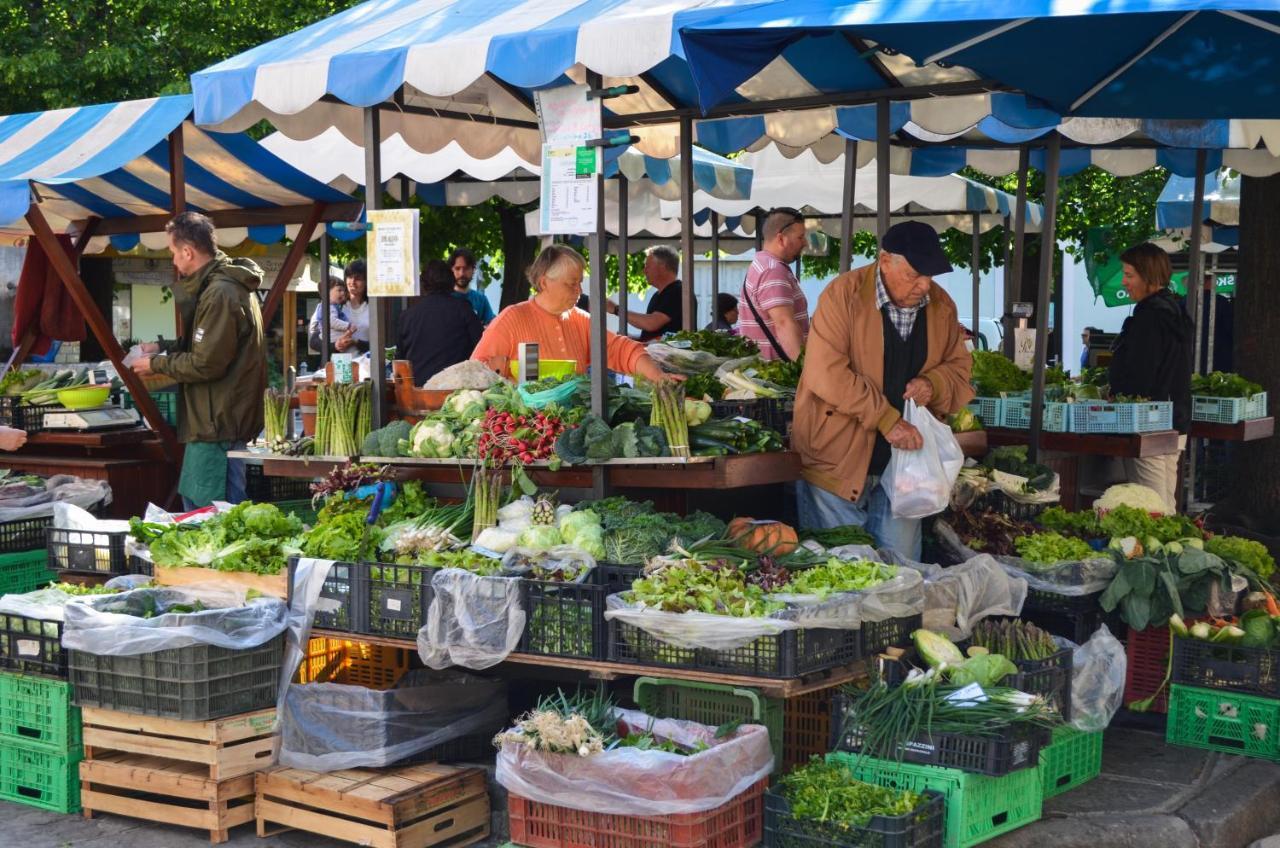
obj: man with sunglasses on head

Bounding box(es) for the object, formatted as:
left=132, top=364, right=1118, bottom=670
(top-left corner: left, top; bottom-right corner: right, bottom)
left=739, top=207, right=809, bottom=362
left=791, top=221, right=974, bottom=559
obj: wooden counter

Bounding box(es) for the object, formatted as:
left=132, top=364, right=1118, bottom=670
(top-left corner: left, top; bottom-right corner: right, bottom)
left=985, top=427, right=1181, bottom=458
left=1189, top=417, right=1274, bottom=442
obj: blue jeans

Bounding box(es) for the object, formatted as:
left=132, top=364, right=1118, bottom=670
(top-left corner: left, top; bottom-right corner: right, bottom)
left=796, top=477, right=922, bottom=560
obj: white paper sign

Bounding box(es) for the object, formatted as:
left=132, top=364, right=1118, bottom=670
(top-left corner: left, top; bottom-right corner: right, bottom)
left=366, top=208, right=420, bottom=297
left=1013, top=328, right=1037, bottom=371
left=539, top=145, right=600, bottom=235
left=536, top=83, right=601, bottom=146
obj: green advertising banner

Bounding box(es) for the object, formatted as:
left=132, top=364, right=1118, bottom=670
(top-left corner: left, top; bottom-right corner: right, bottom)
left=1084, top=227, right=1234, bottom=307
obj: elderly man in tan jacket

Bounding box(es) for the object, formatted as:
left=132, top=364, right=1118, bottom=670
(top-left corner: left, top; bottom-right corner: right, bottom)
left=792, top=221, right=974, bottom=558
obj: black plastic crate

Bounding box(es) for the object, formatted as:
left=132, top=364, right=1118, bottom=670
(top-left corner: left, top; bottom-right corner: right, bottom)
left=395, top=731, right=498, bottom=766
left=1010, top=646, right=1074, bottom=721
left=764, top=786, right=945, bottom=848
left=608, top=619, right=861, bottom=679
left=0, top=516, right=52, bottom=555
left=521, top=573, right=609, bottom=661
left=125, top=554, right=154, bottom=577
left=45, top=526, right=128, bottom=575
left=1021, top=589, right=1105, bottom=645
left=361, top=561, right=436, bottom=639
left=710, top=397, right=793, bottom=439
left=862, top=615, right=923, bottom=657
left=830, top=692, right=1047, bottom=776
left=68, top=633, right=285, bottom=721
left=0, top=398, right=64, bottom=433
left=974, top=490, right=1052, bottom=522
left=245, top=465, right=314, bottom=502
left=287, top=557, right=365, bottom=635
left=0, top=611, right=65, bottom=678
left=1172, top=636, right=1280, bottom=698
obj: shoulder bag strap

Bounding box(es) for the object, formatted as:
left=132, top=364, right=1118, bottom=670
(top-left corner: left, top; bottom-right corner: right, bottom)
left=742, top=284, right=792, bottom=363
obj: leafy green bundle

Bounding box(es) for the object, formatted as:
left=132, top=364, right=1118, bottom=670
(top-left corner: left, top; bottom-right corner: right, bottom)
left=1191, top=371, right=1263, bottom=398
left=581, top=497, right=725, bottom=564
left=628, top=559, right=782, bottom=617
left=132, top=502, right=303, bottom=575
left=665, top=329, right=757, bottom=359
left=971, top=351, right=1032, bottom=396
left=778, top=759, right=922, bottom=829
left=1014, top=532, right=1097, bottom=565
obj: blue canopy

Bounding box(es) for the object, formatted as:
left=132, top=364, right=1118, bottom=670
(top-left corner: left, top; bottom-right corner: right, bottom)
left=679, top=1, right=1280, bottom=119
left=1157, top=171, right=1240, bottom=229
left=0, top=95, right=359, bottom=252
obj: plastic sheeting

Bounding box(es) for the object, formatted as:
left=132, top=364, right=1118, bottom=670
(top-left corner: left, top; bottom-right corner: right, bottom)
left=0, top=475, right=111, bottom=522
left=495, top=709, right=773, bottom=816
left=646, top=343, right=733, bottom=376
left=1070, top=625, right=1127, bottom=732
left=61, top=586, right=288, bottom=656
left=418, top=568, right=524, bottom=670
left=918, top=555, right=1027, bottom=639
left=995, top=554, right=1119, bottom=597
left=280, top=669, right=508, bottom=771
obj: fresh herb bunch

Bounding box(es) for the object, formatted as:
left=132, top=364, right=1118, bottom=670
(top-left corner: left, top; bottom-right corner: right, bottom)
left=665, top=329, right=757, bottom=359
left=779, top=759, right=922, bottom=829
left=1191, top=371, right=1263, bottom=398
left=970, top=619, right=1059, bottom=661
left=780, top=559, right=898, bottom=598
left=683, top=372, right=725, bottom=402
left=1206, top=535, right=1276, bottom=581
left=628, top=559, right=782, bottom=617
left=1014, top=531, right=1097, bottom=564
left=971, top=351, right=1032, bottom=396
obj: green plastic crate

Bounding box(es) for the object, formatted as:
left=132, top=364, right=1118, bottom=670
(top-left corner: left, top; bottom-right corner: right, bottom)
left=0, top=740, right=81, bottom=813
left=0, top=549, right=56, bottom=596
left=121, top=390, right=178, bottom=427
left=634, top=676, right=784, bottom=771
left=0, top=672, right=81, bottom=753
left=1167, top=684, right=1280, bottom=762
left=276, top=498, right=318, bottom=526
left=1039, top=726, right=1102, bottom=799
left=830, top=752, right=1043, bottom=848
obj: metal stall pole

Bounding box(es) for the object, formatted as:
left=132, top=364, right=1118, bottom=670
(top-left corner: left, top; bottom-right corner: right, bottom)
left=875, top=100, right=890, bottom=241
left=679, top=115, right=696, bottom=331
left=710, top=211, right=721, bottom=318
left=971, top=212, right=982, bottom=338
left=586, top=73, right=610, bottom=426
left=839, top=137, right=857, bottom=273
left=755, top=212, right=764, bottom=251
left=1207, top=253, right=1220, bottom=372
left=1006, top=146, right=1031, bottom=358
left=1027, top=134, right=1062, bottom=464
left=1184, top=150, right=1208, bottom=508
left=363, top=107, right=386, bottom=426
left=319, top=231, right=331, bottom=367
left=617, top=174, right=629, bottom=335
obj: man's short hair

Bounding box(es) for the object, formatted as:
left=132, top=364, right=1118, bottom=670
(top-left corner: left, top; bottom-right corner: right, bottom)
left=165, top=212, right=216, bottom=257
left=645, top=245, right=680, bottom=275
left=344, top=258, right=366, bottom=283
left=762, top=207, right=804, bottom=243
left=448, top=247, right=476, bottom=268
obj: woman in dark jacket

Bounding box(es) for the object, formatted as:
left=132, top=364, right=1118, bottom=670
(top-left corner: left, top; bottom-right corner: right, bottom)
left=398, top=259, right=483, bottom=385
left=1108, top=242, right=1193, bottom=511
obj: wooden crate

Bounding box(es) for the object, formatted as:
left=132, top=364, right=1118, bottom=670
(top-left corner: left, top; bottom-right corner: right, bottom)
left=82, top=706, right=278, bottom=781
left=153, top=565, right=288, bottom=598
left=256, top=763, right=490, bottom=848
left=80, top=752, right=255, bottom=844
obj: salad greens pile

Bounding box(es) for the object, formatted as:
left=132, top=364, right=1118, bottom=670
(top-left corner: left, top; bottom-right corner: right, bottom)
left=778, top=759, right=923, bottom=830
left=970, top=351, right=1032, bottom=396
left=1013, top=532, right=1097, bottom=565
left=780, top=559, right=897, bottom=598
left=1206, top=535, right=1276, bottom=581
left=628, top=559, right=783, bottom=617
left=1191, top=371, right=1263, bottom=398
left=665, top=329, right=757, bottom=359
left=131, top=502, right=303, bottom=575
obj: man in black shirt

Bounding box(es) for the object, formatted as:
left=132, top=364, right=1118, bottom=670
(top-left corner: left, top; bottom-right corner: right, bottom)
left=606, top=245, right=690, bottom=340
left=399, top=260, right=483, bottom=385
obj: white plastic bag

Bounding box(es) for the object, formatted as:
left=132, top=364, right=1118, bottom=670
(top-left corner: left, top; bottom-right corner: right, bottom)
left=882, top=400, right=964, bottom=519
left=1070, top=624, right=1127, bottom=732
left=495, top=708, right=773, bottom=816
left=418, top=569, right=525, bottom=670
left=919, top=555, right=1027, bottom=639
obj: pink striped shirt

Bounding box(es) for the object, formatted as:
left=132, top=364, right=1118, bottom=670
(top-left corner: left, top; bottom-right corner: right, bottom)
left=737, top=250, right=809, bottom=360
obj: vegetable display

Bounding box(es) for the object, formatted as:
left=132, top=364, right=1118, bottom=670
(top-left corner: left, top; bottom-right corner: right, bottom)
left=969, top=620, right=1059, bottom=662
left=1013, top=532, right=1097, bottom=565
left=263, top=389, right=291, bottom=450
left=627, top=559, right=783, bottom=617
left=477, top=407, right=565, bottom=466
left=664, top=330, right=757, bottom=359
left=554, top=414, right=667, bottom=465
left=361, top=420, right=412, bottom=457
left=947, top=509, right=1037, bottom=557
left=779, top=559, right=897, bottom=598
left=727, top=518, right=798, bottom=556
left=650, top=381, right=690, bottom=457
left=981, top=446, right=1056, bottom=492
left=1094, top=483, right=1171, bottom=516
left=777, top=759, right=923, bottom=830
left=131, top=502, right=303, bottom=575
left=1191, top=371, right=1263, bottom=399
left=800, top=525, right=876, bottom=549
left=689, top=417, right=784, bottom=456
left=1100, top=546, right=1240, bottom=631
left=314, top=382, right=372, bottom=457
left=581, top=497, right=725, bottom=565
left=1206, top=535, right=1276, bottom=581
left=970, top=351, right=1032, bottom=396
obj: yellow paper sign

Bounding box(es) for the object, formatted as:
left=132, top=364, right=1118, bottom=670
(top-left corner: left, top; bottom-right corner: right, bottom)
left=366, top=208, right=420, bottom=297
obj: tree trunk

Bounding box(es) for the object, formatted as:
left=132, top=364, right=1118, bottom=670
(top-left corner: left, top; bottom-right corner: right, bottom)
left=498, top=206, right=537, bottom=310
left=1228, top=172, right=1280, bottom=529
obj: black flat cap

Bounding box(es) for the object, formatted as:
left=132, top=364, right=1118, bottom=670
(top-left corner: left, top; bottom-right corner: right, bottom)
left=881, top=221, right=953, bottom=277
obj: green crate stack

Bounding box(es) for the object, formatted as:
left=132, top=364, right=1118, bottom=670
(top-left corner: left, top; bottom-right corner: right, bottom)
left=1039, top=726, right=1103, bottom=799
left=0, top=673, right=81, bottom=813
left=0, top=549, right=56, bottom=596
left=830, top=751, right=1043, bottom=848
left=633, top=676, right=785, bottom=772
left=1167, top=684, right=1280, bottom=762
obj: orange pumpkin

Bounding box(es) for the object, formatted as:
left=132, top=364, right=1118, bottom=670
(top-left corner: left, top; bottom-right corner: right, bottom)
left=728, top=517, right=798, bottom=555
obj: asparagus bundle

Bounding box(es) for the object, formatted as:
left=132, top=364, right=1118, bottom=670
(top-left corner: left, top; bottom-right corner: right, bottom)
left=650, top=381, right=690, bottom=458
left=471, top=466, right=503, bottom=541
left=314, top=382, right=371, bottom=457
left=263, top=389, right=292, bottom=450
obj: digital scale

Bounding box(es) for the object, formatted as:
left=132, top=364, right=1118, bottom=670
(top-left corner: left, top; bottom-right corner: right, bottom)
left=41, top=406, right=142, bottom=431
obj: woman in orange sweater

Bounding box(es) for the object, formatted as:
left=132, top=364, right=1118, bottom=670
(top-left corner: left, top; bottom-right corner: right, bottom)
left=472, top=245, right=675, bottom=383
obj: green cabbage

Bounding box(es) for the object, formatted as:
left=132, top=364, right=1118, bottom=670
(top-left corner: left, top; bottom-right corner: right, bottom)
left=516, top=525, right=563, bottom=551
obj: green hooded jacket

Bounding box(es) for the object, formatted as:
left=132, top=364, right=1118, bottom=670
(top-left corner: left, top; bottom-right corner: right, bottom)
left=151, top=252, right=267, bottom=443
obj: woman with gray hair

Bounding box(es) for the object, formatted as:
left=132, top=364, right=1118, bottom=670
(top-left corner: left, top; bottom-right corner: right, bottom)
left=471, top=245, right=675, bottom=383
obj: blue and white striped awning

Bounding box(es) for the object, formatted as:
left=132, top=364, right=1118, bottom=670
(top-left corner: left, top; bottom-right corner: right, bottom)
left=0, top=95, right=357, bottom=252
left=1157, top=171, right=1240, bottom=229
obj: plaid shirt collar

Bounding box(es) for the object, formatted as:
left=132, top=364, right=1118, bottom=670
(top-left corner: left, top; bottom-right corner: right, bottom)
left=877, top=269, right=929, bottom=340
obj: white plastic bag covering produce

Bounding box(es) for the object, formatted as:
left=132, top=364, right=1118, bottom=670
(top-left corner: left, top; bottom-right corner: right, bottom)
left=882, top=400, right=964, bottom=519
left=0, top=475, right=111, bottom=522
left=994, top=554, right=1118, bottom=597
left=0, top=586, right=92, bottom=623
left=769, top=548, right=926, bottom=627
left=279, top=669, right=508, bottom=771
left=418, top=568, right=524, bottom=670
left=647, top=343, right=731, bottom=375
left=495, top=708, right=773, bottom=816
left=919, top=555, right=1027, bottom=639
left=605, top=594, right=800, bottom=650
left=1069, top=624, right=1127, bottom=732
left=61, top=585, right=288, bottom=655
left=500, top=547, right=596, bottom=582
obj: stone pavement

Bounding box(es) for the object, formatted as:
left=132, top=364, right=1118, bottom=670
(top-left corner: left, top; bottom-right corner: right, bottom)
left=6, top=727, right=1280, bottom=848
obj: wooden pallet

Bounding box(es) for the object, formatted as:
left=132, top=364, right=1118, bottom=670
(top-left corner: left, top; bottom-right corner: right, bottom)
left=80, top=752, right=256, bottom=844
left=81, top=706, right=278, bottom=781
left=256, top=763, right=490, bottom=848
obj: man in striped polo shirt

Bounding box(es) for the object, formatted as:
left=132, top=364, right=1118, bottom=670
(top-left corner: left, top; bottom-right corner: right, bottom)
left=738, top=207, right=809, bottom=362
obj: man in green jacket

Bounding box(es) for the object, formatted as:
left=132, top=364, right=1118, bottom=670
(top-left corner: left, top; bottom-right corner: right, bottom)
left=131, top=212, right=267, bottom=508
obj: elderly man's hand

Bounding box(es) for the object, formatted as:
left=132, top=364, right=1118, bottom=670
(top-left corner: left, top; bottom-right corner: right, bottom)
left=0, top=426, right=27, bottom=451
left=131, top=356, right=154, bottom=377
left=885, top=418, right=923, bottom=451
left=903, top=377, right=933, bottom=406
left=139, top=341, right=160, bottom=355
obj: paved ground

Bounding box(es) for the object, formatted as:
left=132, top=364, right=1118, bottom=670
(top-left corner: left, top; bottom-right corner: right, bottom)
left=7, top=727, right=1280, bottom=848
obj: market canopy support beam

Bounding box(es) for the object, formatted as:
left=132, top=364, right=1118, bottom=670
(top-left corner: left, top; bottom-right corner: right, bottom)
left=363, top=106, right=386, bottom=428
left=24, top=204, right=178, bottom=461
left=876, top=100, right=890, bottom=241
left=971, top=212, right=981, bottom=338
left=1027, top=133, right=1062, bottom=463
left=617, top=174, right=629, bottom=335
left=261, top=201, right=325, bottom=327
left=839, top=138, right=857, bottom=273
left=679, top=114, right=695, bottom=331
left=169, top=125, right=187, bottom=336
left=89, top=202, right=363, bottom=237
left=1184, top=148, right=1209, bottom=508
left=1006, top=146, right=1031, bottom=358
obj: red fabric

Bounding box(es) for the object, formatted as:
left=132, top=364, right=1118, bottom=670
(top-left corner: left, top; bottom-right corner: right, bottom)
left=11, top=234, right=85, bottom=354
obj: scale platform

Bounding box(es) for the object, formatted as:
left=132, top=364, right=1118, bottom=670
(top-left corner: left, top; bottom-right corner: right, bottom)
left=41, top=406, right=142, bottom=431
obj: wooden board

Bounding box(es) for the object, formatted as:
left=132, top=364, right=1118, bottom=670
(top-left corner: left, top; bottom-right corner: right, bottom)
left=1190, top=416, right=1275, bottom=442
left=985, top=427, right=1182, bottom=458
left=152, top=565, right=288, bottom=599
left=256, top=763, right=489, bottom=848
left=81, top=707, right=278, bottom=781
left=80, top=751, right=256, bottom=845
